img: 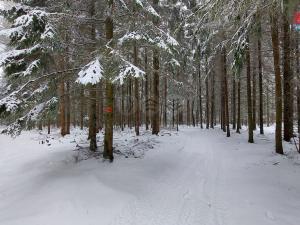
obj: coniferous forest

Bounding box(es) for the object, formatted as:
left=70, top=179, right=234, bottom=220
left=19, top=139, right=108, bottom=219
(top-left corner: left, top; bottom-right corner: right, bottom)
left=0, top=1, right=300, bottom=225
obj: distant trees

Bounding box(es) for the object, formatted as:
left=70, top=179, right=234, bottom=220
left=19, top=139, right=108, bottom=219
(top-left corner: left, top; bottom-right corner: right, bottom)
left=0, top=0, right=299, bottom=157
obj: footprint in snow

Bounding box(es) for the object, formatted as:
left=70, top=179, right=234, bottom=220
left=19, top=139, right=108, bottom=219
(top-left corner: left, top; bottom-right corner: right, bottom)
left=265, top=211, right=275, bottom=220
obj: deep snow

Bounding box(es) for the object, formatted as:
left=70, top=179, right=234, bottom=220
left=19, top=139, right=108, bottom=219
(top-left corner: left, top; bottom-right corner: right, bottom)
left=0, top=126, right=300, bottom=225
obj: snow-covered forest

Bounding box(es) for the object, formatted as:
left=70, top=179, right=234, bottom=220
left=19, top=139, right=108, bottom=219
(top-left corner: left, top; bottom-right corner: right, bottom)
left=0, top=0, right=300, bottom=224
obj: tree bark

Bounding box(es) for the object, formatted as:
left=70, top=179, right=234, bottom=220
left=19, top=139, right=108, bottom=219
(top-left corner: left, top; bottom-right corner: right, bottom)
left=199, top=63, right=203, bottom=129
left=65, top=81, right=70, bottom=134
left=47, top=119, right=51, bottom=134
left=145, top=48, right=150, bottom=130
left=252, top=61, right=257, bottom=130
left=164, top=76, right=167, bottom=127
left=232, top=73, right=236, bottom=130
left=152, top=0, right=160, bottom=135
left=236, top=75, right=241, bottom=133
left=80, top=87, right=84, bottom=130
left=121, top=83, right=125, bottom=131
left=103, top=0, right=114, bottom=162
left=257, top=20, right=264, bottom=135
left=282, top=0, right=293, bottom=142
left=176, top=100, right=179, bottom=131
left=270, top=6, right=283, bottom=154
left=266, top=82, right=270, bottom=127
left=296, top=33, right=300, bottom=134
left=295, top=32, right=300, bottom=150
left=187, top=100, right=190, bottom=126
left=104, top=81, right=114, bottom=161
left=96, top=83, right=100, bottom=132
left=246, top=35, right=254, bottom=143
left=99, top=81, right=104, bottom=130
left=205, top=63, right=209, bottom=129
left=223, top=46, right=230, bottom=137
left=88, top=0, right=97, bottom=151
left=128, top=77, right=133, bottom=129
left=192, top=100, right=195, bottom=127
left=210, top=70, right=215, bottom=129
left=152, top=48, right=160, bottom=134
left=88, top=85, right=97, bottom=151
left=59, top=80, right=66, bottom=136
left=133, top=43, right=140, bottom=136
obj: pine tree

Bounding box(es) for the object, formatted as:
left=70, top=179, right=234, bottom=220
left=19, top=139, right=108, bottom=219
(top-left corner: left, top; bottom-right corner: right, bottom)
left=282, top=0, right=293, bottom=142
left=270, top=3, right=283, bottom=154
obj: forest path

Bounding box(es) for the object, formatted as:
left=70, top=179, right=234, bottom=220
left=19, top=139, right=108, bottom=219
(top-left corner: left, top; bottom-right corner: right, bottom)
left=111, top=128, right=227, bottom=225
left=0, top=127, right=299, bottom=225
left=111, top=127, right=300, bottom=225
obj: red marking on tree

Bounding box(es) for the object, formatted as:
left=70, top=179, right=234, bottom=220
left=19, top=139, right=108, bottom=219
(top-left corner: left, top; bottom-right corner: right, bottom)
left=104, top=107, right=113, bottom=113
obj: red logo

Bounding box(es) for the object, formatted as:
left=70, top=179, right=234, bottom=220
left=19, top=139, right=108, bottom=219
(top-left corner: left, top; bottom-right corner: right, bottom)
left=294, top=12, right=300, bottom=25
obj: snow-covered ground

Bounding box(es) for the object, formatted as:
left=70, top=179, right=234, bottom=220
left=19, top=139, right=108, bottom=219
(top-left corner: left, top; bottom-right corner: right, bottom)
left=0, top=126, right=300, bottom=225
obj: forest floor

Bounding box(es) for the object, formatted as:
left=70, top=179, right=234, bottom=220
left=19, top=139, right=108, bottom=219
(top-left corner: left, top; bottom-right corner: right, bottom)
left=0, top=126, right=300, bottom=225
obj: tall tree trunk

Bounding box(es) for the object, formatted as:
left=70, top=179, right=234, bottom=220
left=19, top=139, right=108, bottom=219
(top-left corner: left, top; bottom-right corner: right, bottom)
left=266, top=82, right=270, bottom=127
left=282, top=0, right=293, bottom=142
left=172, top=99, right=175, bottom=128
left=252, top=62, right=257, bottom=130
left=246, top=35, right=254, bottom=143
left=152, top=0, right=160, bottom=135
left=221, top=69, right=225, bottom=132
left=270, top=6, right=283, bottom=154
left=192, top=100, right=195, bottom=127
left=187, top=100, right=190, bottom=126
left=297, top=33, right=300, bottom=151
left=164, top=76, right=167, bottom=127
left=152, top=48, right=160, bottom=134
left=134, top=43, right=140, bottom=136
left=296, top=33, right=300, bottom=134
left=205, top=63, right=209, bottom=129
left=65, top=81, right=70, bottom=134
left=71, top=88, right=76, bottom=128
left=210, top=70, right=215, bottom=129
left=134, top=77, right=140, bottom=136
left=103, top=0, right=114, bottom=162
left=257, top=19, right=264, bottom=135
left=99, top=81, right=104, bottom=130
left=145, top=48, right=150, bottom=130
left=236, top=75, right=241, bottom=133
left=232, top=73, right=236, bottom=130
left=128, top=78, right=133, bottom=129
left=59, top=80, right=66, bottom=136
left=96, top=83, right=100, bottom=132
left=104, top=81, right=114, bottom=161
left=88, top=85, right=97, bottom=151
left=223, top=46, right=230, bottom=137
left=47, top=119, right=51, bottom=134
left=88, top=0, right=97, bottom=152
left=80, top=86, right=84, bottom=130
left=121, top=84, right=125, bottom=131
left=176, top=100, right=179, bottom=131
left=199, top=63, right=203, bottom=129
